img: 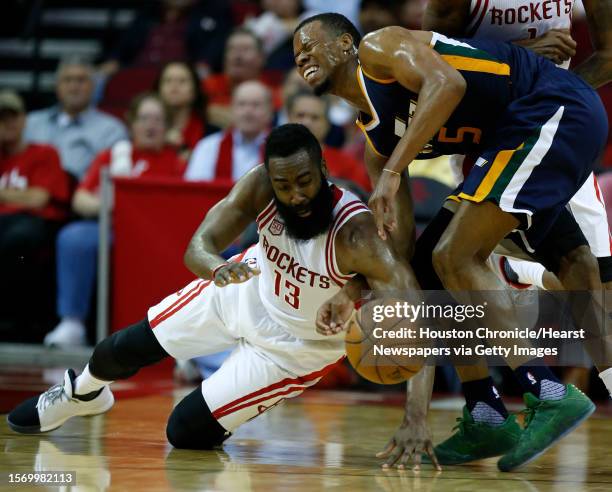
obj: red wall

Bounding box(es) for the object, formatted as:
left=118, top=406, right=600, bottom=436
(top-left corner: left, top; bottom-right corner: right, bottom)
left=111, top=177, right=233, bottom=332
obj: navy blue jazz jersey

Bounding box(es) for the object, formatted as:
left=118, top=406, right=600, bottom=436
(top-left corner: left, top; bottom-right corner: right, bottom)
left=356, top=32, right=602, bottom=159
left=357, top=32, right=608, bottom=249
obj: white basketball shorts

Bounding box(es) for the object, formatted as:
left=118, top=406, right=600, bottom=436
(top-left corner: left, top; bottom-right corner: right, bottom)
left=146, top=246, right=345, bottom=431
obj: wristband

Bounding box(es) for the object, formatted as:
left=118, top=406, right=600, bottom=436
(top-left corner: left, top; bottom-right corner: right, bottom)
left=211, top=262, right=229, bottom=279
left=382, top=168, right=401, bottom=177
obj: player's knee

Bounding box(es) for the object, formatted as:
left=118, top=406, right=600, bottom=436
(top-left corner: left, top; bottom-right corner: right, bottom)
left=432, top=241, right=457, bottom=283
left=166, top=388, right=229, bottom=450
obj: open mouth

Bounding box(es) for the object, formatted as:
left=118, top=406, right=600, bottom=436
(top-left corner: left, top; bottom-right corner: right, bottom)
left=303, top=65, right=319, bottom=82
left=296, top=208, right=311, bottom=217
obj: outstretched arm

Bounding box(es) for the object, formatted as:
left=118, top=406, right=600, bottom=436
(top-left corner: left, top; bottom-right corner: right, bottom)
left=359, top=27, right=466, bottom=239
left=327, top=213, right=440, bottom=470
left=184, top=165, right=270, bottom=285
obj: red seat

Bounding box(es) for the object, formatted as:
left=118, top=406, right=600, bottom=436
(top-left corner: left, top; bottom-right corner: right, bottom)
left=99, top=66, right=160, bottom=119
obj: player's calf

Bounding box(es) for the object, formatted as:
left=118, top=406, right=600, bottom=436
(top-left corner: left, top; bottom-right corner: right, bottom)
left=557, top=245, right=601, bottom=290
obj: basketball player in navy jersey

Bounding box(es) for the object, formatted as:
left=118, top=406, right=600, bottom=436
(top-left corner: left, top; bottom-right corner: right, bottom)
left=295, top=13, right=607, bottom=471
left=7, top=124, right=441, bottom=469
left=402, top=0, right=612, bottom=468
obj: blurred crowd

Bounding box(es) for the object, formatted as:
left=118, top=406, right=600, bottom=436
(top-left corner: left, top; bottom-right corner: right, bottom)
left=1, top=0, right=611, bottom=395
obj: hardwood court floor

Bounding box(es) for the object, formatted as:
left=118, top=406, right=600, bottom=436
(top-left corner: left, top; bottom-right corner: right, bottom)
left=1, top=389, right=612, bottom=491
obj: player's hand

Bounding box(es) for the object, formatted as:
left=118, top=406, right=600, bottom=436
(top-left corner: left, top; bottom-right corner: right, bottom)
left=213, top=262, right=260, bottom=287
left=368, top=170, right=401, bottom=241
left=376, top=413, right=441, bottom=471
left=316, top=290, right=354, bottom=336
left=518, top=28, right=576, bottom=65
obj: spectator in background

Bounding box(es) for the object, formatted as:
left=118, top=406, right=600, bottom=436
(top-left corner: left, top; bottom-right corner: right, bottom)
left=277, top=69, right=347, bottom=148
left=204, top=28, right=282, bottom=128
left=155, top=61, right=218, bottom=159
left=359, top=0, right=404, bottom=34
left=179, top=80, right=272, bottom=380
left=45, top=93, right=185, bottom=347
left=286, top=90, right=371, bottom=192
left=0, top=91, right=70, bottom=332
left=246, top=0, right=314, bottom=71
left=400, top=0, right=427, bottom=29
left=98, top=0, right=233, bottom=79
left=186, top=80, right=272, bottom=182
left=25, top=57, right=127, bottom=180
left=303, top=1, right=361, bottom=28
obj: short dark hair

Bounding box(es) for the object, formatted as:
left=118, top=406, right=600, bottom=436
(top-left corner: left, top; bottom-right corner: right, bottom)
left=154, top=61, right=208, bottom=127
left=125, top=92, right=170, bottom=127
left=264, top=124, right=322, bottom=169
left=360, top=0, right=404, bottom=13
left=227, top=26, right=264, bottom=53
left=286, top=89, right=330, bottom=118
left=295, top=13, right=362, bottom=48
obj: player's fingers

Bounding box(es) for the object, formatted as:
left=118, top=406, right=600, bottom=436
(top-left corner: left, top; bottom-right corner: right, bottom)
left=397, top=446, right=415, bottom=470
left=425, top=442, right=442, bottom=471
left=371, top=200, right=387, bottom=240
left=412, top=451, right=422, bottom=471
left=229, top=270, right=245, bottom=283
left=315, top=311, right=331, bottom=334
left=550, top=40, right=574, bottom=60
left=385, top=200, right=397, bottom=232
left=214, top=270, right=231, bottom=286
left=382, top=445, right=404, bottom=469
left=554, top=30, right=577, bottom=49
left=376, top=438, right=396, bottom=458
left=248, top=266, right=261, bottom=276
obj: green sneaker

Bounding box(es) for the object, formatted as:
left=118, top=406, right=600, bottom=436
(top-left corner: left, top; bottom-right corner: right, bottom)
left=497, top=384, right=595, bottom=472
left=424, top=406, right=522, bottom=465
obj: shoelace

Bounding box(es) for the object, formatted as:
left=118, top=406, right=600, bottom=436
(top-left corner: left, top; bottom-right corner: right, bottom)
left=36, top=383, right=74, bottom=412
left=520, top=401, right=544, bottom=430
left=452, top=416, right=468, bottom=435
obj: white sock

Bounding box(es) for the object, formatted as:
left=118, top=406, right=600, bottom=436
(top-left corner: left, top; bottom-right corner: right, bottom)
left=74, top=364, right=112, bottom=396
left=598, top=367, right=612, bottom=398
left=506, top=258, right=546, bottom=289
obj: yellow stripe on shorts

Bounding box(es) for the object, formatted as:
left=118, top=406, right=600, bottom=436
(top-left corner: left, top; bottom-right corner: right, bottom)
left=441, top=55, right=511, bottom=76
left=458, top=143, right=524, bottom=202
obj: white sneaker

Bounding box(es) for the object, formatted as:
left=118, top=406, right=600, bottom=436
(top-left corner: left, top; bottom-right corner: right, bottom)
left=44, top=319, right=87, bottom=347
left=7, top=369, right=114, bottom=433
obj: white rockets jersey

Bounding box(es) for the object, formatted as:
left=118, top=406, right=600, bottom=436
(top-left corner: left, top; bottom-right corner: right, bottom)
left=467, top=0, right=574, bottom=68
left=254, top=184, right=370, bottom=337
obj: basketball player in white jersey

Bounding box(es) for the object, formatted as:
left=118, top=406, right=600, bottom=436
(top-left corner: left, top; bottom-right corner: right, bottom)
left=7, top=124, right=440, bottom=467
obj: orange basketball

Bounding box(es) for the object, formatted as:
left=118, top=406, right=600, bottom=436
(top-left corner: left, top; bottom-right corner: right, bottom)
left=345, top=304, right=424, bottom=385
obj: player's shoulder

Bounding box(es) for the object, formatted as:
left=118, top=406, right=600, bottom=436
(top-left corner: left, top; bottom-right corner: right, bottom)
left=359, top=26, right=419, bottom=52
left=231, top=163, right=273, bottom=214
left=332, top=190, right=374, bottom=250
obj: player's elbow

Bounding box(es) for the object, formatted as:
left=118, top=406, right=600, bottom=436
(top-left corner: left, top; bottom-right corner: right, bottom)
left=183, top=239, right=200, bottom=274
left=444, top=71, right=466, bottom=100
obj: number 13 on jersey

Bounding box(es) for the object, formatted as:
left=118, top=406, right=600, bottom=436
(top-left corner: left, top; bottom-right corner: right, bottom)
left=273, top=269, right=300, bottom=309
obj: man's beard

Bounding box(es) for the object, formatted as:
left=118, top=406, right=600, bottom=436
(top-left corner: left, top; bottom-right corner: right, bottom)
left=273, top=180, right=334, bottom=241
left=313, top=77, right=332, bottom=96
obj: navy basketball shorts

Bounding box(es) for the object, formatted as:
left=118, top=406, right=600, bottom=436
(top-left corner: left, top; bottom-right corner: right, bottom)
left=454, top=74, right=608, bottom=252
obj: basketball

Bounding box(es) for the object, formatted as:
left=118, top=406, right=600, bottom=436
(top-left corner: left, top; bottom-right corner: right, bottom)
left=345, top=303, right=425, bottom=385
